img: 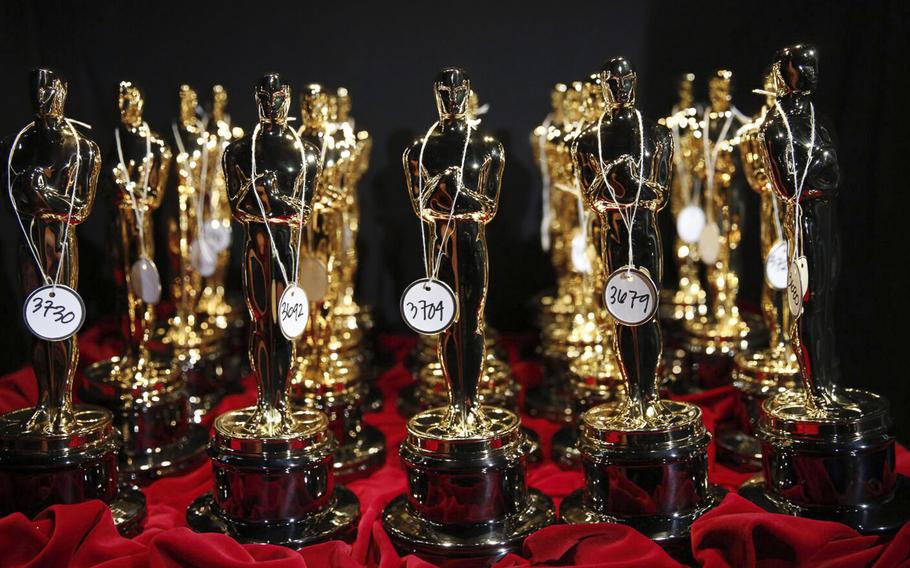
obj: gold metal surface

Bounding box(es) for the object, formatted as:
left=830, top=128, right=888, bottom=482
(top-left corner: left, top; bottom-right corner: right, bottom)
left=291, top=85, right=365, bottom=400
left=660, top=73, right=705, bottom=321
left=221, top=73, right=320, bottom=438
left=402, top=69, right=506, bottom=438
left=105, top=82, right=174, bottom=395
left=683, top=71, right=753, bottom=353
left=6, top=69, right=101, bottom=436
left=733, top=78, right=799, bottom=393
left=195, top=85, right=242, bottom=341
left=534, top=79, right=621, bottom=409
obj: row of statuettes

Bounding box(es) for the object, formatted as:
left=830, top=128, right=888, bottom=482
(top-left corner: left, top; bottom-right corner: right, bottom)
left=1, top=44, right=906, bottom=565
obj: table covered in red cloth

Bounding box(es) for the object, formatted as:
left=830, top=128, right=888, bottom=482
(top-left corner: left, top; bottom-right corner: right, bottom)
left=1, top=322, right=908, bottom=568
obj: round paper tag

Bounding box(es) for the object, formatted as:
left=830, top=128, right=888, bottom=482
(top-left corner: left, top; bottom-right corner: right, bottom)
left=400, top=278, right=458, bottom=335
left=299, top=256, right=329, bottom=302
left=278, top=283, right=309, bottom=340
left=603, top=266, right=658, bottom=326
left=698, top=222, right=721, bottom=264
left=676, top=205, right=706, bottom=245
left=795, top=255, right=809, bottom=294
left=764, top=240, right=789, bottom=291
left=787, top=260, right=803, bottom=318
left=23, top=284, right=86, bottom=341
left=570, top=232, right=592, bottom=274
left=130, top=256, right=162, bottom=304
left=202, top=220, right=232, bottom=253
left=190, top=238, right=217, bottom=277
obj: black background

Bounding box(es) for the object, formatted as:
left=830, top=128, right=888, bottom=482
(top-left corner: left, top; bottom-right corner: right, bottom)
left=1, top=0, right=908, bottom=440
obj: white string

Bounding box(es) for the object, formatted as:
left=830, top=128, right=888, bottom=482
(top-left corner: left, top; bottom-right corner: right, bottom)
left=171, top=122, right=187, bottom=156
left=536, top=115, right=553, bottom=252
left=700, top=107, right=736, bottom=223
left=7, top=118, right=85, bottom=290
left=247, top=122, right=310, bottom=287
left=596, top=109, right=647, bottom=274
left=114, top=122, right=153, bottom=259
left=668, top=108, right=693, bottom=206
left=415, top=119, right=473, bottom=283
left=196, top=123, right=210, bottom=248
left=773, top=99, right=815, bottom=263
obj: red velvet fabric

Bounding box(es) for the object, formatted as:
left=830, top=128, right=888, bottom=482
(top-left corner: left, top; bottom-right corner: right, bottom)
left=1, top=322, right=908, bottom=567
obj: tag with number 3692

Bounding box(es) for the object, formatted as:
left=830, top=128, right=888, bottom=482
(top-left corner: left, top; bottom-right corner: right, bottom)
left=23, top=284, right=86, bottom=341
left=401, top=278, right=458, bottom=335
left=604, top=266, right=658, bottom=326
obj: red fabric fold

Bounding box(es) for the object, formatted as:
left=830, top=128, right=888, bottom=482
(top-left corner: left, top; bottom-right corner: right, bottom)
left=0, top=326, right=907, bottom=567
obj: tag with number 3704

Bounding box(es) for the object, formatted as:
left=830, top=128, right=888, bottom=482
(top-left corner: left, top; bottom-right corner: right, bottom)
left=401, top=278, right=458, bottom=335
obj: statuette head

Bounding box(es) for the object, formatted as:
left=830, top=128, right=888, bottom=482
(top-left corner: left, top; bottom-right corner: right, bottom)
left=255, top=73, right=291, bottom=126
left=774, top=44, right=818, bottom=94
left=30, top=68, right=67, bottom=119
left=434, top=67, right=471, bottom=120
left=708, top=70, right=733, bottom=111
left=600, top=57, right=636, bottom=108
left=118, top=81, right=144, bottom=127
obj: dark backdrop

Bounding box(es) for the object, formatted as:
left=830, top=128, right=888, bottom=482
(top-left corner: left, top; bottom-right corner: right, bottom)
left=1, top=0, right=907, bottom=440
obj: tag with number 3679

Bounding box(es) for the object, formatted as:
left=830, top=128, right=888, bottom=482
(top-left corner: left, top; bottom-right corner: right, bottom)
left=603, top=267, right=658, bottom=326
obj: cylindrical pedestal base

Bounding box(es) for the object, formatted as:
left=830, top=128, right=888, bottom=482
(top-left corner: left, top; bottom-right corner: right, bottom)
left=0, top=406, right=146, bottom=536
left=561, top=400, right=720, bottom=559
left=524, top=357, right=575, bottom=424
left=383, top=490, right=554, bottom=567
left=398, top=382, right=541, bottom=462
left=382, top=406, right=555, bottom=566
left=551, top=425, right=581, bottom=469
left=741, top=388, right=910, bottom=535
left=186, top=407, right=360, bottom=547
left=295, top=384, right=386, bottom=482
left=682, top=312, right=768, bottom=390
left=187, top=488, right=359, bottom=547
left=717, top=348, right=799, bottom=469
left=83, top=356, right=208, bottom=484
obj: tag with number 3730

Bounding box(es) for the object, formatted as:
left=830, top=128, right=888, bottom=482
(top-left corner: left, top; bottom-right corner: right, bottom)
left=23, top=284, right=86, bottom=341
left=401, top=278, right=458, bottom=335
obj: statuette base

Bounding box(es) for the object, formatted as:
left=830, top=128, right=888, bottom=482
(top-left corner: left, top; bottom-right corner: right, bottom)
left=382, top=490, right=554, bottom=567
left=187, top=488, right=359, bottom=547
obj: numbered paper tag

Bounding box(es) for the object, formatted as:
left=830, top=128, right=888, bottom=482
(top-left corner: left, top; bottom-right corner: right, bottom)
left=603, top=267, right=658, bottom=326
left=202, top=219, right=232, bottom=253
left=299, top=256, right=329, bottom=302
left=570, top=232, right=592, bottom=274
left=795, top=255, right=809, bottom=294
left=23, top=284, right=86, bottom=341
left=698, top=222, right=721, bottom=264
left=278, top=283, right=309, bottom=340
left=676, top=205, right=706, bottom=245
left=787, top=260, right=803, bottom=318
left=130, top=257, right=162, bottom=304
left=400, top=278, right=457, bottom=335
left=190, top=238, right=217, bottom=277
left=764, top=240, right=789, bottom=290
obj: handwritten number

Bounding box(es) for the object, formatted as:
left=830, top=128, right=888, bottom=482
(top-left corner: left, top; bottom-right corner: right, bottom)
left=29, top=295, right=77, bottom=324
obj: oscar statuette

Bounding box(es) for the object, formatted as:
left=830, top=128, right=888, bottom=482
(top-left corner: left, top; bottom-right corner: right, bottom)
left=382, top=68, right=554, bottom=565
left=560, top=58, right=722, bottom=560
left=290, top=84, right=385, bottom=481
left=739, top=44, right=910, bottom=534
left=0, top=68, right=145, bottom=534
left=715, top=73, right=800, bottom=468
left=187, top=74, right=359, bottom=546
left=82, top=82, right=208, bottom=483
left=681, top=71, right=767, bottom=387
